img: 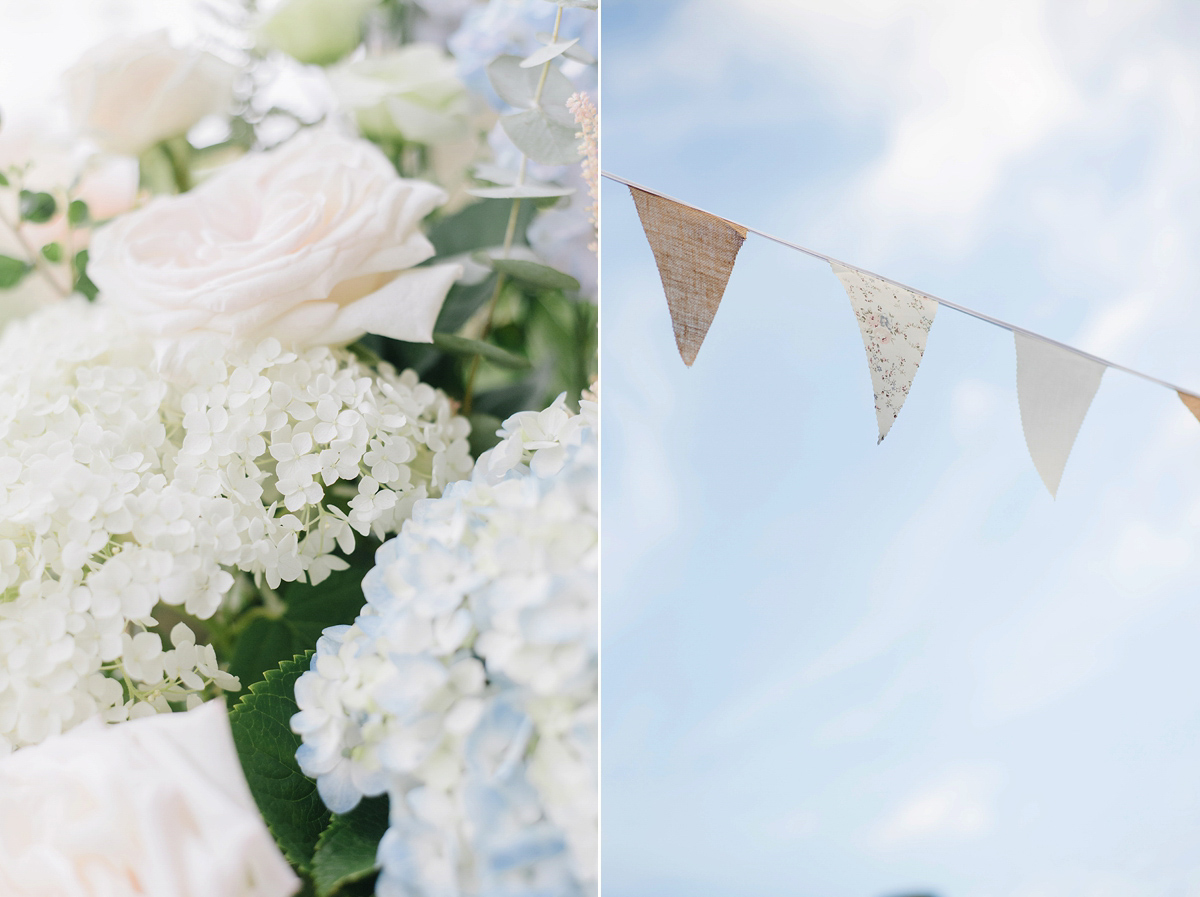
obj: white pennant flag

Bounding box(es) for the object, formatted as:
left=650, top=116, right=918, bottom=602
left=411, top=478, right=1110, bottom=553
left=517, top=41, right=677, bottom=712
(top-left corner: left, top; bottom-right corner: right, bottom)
left=831, top=263, right=938, bottom=442
left=1014, top=331, right=1105, bottom=497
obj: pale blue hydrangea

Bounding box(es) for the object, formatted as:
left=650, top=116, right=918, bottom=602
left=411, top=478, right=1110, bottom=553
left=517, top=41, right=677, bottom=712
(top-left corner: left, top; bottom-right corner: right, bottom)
left=293, top=392, right=597, bottom=895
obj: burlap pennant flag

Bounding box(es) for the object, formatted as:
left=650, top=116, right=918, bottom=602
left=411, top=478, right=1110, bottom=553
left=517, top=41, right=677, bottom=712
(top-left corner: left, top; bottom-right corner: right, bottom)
left=1014, top=331, right=1106, bottom=497
left=629, top=187, right=747, bottom=366
left=1179, top=392, right=1200, bottom=423
left=831, top=263, right=938, bottom=443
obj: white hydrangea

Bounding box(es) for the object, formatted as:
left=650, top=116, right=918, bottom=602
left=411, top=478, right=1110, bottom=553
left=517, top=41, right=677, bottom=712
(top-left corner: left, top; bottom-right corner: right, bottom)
left=0, top=299, right=473, bottom=752
left=292, top=393, right=597, bottom=896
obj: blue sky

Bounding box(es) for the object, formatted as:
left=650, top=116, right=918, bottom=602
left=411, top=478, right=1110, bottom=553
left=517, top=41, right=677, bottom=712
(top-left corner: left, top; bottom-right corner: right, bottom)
left=601, top=2, right=1200, bottom=896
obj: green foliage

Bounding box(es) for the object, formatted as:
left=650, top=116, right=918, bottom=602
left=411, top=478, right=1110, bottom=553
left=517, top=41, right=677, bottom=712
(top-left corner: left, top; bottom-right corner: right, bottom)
left=486, top=55, right=575, bottom=113
left=40, top=242, right=61, bottom=263
left=18, top=190, right=56, bottom=223
left=229, top=546, right=376, bottom=691
left=427, top=198, right=536, bottom=257
left=311, top=796, right=390, bottom=897
left=435, top=275, right=498, bottom=334
left=72, top=250, right=98, bottom=301
left=433, top=332, right=531, bottom=369
left=487, top=257, right=580, bottom=292
left=0, top=254, right=30, bottom=289
left=229, top=653, right=330, bottom=874
left=501, top=109, right=581, bottom=166
left=67, top=199, right=89, bottom=227
left=0, top=171, right=8, bottom=187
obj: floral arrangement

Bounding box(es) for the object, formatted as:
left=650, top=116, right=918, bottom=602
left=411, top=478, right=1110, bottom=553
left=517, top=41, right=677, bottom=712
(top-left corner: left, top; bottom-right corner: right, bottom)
left=0, top=0, right=597, bottom=894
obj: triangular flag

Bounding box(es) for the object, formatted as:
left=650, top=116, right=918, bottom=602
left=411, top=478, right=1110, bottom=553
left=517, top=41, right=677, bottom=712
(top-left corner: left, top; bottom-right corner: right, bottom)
left=1179, top=391, right=1200, bottom=423
left=629, top=187, right=747, bottom=366
left=1014, top=331, right=1105, bottom=497
left=831, top=263, right=938, bottom=443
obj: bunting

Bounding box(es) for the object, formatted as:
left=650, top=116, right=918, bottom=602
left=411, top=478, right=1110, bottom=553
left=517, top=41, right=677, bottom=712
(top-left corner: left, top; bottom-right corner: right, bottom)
left=831, top=263, right=938, bottom=443
left=1013, top=333, right=1105, bottom=497
left=629, top=187, right=747, bottom=365
left=612, top=171, right=1200, bottom=497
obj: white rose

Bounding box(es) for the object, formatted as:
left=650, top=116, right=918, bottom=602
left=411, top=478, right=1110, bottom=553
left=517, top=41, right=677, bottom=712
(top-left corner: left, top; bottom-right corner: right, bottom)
left=0, top=700, right=300, bottom=897
left=88, top=126, right=462, bottom=354
left=259, top=0, right=378, bottom=66
left=64, top=31, right=236, bottom=157
left=329, top=44, right=472, bottom=144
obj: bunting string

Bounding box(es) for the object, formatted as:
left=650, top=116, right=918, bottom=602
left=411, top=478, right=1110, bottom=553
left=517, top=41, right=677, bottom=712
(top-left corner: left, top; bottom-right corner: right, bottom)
left=605, top=169, right=1200, bottom=495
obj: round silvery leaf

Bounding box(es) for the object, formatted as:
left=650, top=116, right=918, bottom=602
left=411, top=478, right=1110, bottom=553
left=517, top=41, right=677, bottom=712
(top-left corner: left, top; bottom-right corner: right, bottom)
left=520, top=39, right=580, bottom=68
left=487, top=55, right=575, bottom=121
left=501, top=109, right=581, bottom=166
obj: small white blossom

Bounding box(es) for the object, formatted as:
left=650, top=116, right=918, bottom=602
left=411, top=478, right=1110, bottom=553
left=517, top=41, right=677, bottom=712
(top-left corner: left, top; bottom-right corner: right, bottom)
left=0, top=300, right=473, bottom=751
left=293, top=397, right=597, bottom=896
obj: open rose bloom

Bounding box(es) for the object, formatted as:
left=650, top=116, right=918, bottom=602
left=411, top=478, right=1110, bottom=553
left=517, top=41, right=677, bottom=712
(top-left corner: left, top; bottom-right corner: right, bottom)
left=0, top=701, right=299, bottom=897
left=89, top=126, right=463, bottom=361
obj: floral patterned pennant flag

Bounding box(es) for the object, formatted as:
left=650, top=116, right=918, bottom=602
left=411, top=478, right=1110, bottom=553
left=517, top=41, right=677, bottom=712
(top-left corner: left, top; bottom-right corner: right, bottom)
left=1014, top=331, right=1106, bottom=497
left=831, top=263, right=938, bottom=443
left=630, top=187, right=747, bottom=366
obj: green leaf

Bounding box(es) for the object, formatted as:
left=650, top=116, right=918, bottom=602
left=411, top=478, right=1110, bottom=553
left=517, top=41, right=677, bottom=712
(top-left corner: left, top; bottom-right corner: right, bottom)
left=471, top=374, right=549, bottom=420
left=0, top=171, right=8, bottom=187
left=428, top=199, right=536, bottom=257
left=0, top=254, right=30, bottom=289
left=488, top=258, right=580, bottom=292
left=432, top=332, right=531, bottom=369
left=18, top=190, right=56, bottom=223
left=519, top=38, right=580, bottom=68
left=486, top=55, right=574, bottom=118
left=229, top=653, right=330, bottom=873
left=40, top=242, right=62, bottom=263
left=67, top=199, right=89, bottom=227
left=501, top=109, right=581, bottom=166
left=435, top=274, right=497, bottom=334
left=311, top=796, right=390, bottom=897
left=73, top=250, right=98, bottom=301
left=468, top=412, right=503, bottom=457
left=229, top=549, right=374, bottom=691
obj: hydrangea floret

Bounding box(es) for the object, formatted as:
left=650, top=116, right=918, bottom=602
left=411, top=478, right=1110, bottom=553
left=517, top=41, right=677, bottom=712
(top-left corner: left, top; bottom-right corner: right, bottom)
left=0, top=300, right=472, bottom=752
left=291, top=391, right=598, bottom=896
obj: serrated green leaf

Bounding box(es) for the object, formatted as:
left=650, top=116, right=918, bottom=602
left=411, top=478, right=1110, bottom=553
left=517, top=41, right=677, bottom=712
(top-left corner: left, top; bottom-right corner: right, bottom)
left=312, top=796, right=390, bottom=897
left=229, top=549, right=373, bottom=691
left=40, top=242, right=62, bottom=263
left=68, top=199, right=89, bottom=227
left=229, top=653, right=329, bottom=873
left=435, top=274, right=498, bottom=334
left=488, top=258, right=580, bottom=292
left=18, top=190, right=55, bottom=223
left=501, top=109, right=580, bottom=166
left=0, top=254, right=30, bottom=289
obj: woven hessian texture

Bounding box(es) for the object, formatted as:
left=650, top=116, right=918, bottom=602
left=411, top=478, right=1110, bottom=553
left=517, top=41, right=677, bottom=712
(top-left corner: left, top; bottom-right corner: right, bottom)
left=630, top=187, right=747, bottom=366
left=1180, top=392, right=1200, bottom=423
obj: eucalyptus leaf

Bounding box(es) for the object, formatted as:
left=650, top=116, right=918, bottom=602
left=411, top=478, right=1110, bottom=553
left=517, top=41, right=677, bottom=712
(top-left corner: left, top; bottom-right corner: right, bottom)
left=435, top=274, right=498, bottom=334
left=73, top=250, right=98, bottom=301
left=563, top=43, right=597, bottom=65
left=432, top=332, right=531, bottom=369
left=486, top=55, right=575, bottom=120
left=0, top=254, right=30, bottom=289
left=467, top=182, right=575, bottom=200
left=428, top=199, right=536, bottom=257
left=18, top=190, right=55, bottom=224
left=487, top=257, right=580, bottom=292
left=552, top=0, right=598, bottom=7
left=67, top=199, right=89, bottom=227
left=311, top=796, right=390, bottom=897
left=228, top=653, right=329, bottom=873
left=501, top=109, right=581, bottom=166
left=471, top=164, right=518, bottom=186
left=40, top=242, right=61, bottom=263
left=519, top=38, right=579, bottom=68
